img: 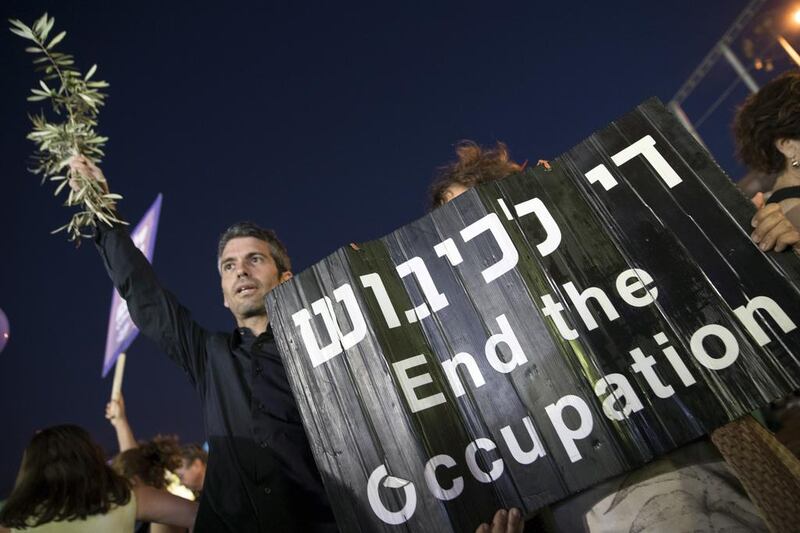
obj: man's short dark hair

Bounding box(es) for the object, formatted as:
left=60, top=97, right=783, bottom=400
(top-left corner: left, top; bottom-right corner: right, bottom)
left=429, top=140, right=523, bottom=209
left=217, top=222, right=291, bottom=274
left=180, top=443, right=208, bottom=466
left=734, top=70, right=800, bottom=174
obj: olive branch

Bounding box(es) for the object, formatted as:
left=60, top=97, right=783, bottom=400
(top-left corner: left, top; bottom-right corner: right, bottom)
left=9, top=13, right=126, bottom=241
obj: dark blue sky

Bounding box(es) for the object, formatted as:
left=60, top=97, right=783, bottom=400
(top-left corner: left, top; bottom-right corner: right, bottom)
left=4, top=0, right=795, bottom=494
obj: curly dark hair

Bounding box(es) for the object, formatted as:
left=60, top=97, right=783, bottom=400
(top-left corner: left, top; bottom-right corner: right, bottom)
left=111, top=435, right=182, bottom=489
left=734, top=70, right=800, bottom=174
left=0, top=425, right=131, bottom=529
left=217, top=221, right=291, bottom=274
left=429, top=140, right=523, bottom=209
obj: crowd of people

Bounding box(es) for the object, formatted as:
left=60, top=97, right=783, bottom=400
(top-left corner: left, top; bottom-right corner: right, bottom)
left=2, top=70, right=800, bottom=532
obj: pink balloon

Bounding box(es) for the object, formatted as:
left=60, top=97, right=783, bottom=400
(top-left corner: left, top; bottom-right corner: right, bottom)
left=0, top=308, right=9, bottom=354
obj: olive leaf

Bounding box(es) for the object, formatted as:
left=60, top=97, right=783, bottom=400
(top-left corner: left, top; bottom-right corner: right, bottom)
left=9, top=12, right=127, bottom=242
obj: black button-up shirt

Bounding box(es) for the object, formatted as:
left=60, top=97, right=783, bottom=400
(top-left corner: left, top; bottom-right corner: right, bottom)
left=96, top=225, right=336, bottom=532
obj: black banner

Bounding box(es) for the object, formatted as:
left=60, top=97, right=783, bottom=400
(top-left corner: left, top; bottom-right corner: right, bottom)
left=267, top=99, right=800, bottom=532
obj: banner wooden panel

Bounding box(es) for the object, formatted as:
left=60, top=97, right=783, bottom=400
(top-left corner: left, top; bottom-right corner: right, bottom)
left=268, top=99, right=800, bottom=532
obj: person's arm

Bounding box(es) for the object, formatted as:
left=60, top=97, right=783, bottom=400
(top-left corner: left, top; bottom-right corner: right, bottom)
left=106, top=394, right=137, bottom=452
left=750, top=193, right=800, bottom=252
left=133, top=484, right=198, bottom=530
left=69, top=156, right=208, bottom=385
left=150, top=523, right=186, bottom=533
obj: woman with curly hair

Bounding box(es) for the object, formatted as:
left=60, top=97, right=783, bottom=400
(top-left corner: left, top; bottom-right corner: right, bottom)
left=111, top=438, right=189, bottom=533
left=734, top=70, right=800, bottom=252
left=0, top=425, right=196, bottom=533
left=111, top=436, right=183, bottom=491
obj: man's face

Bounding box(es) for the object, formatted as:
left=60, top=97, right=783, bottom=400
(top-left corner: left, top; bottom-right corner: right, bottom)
left=219, top=237, right=291, bottom=322
left=441, top=182, right=469, bottom=204
left=175, top=458, right=206, bottom=492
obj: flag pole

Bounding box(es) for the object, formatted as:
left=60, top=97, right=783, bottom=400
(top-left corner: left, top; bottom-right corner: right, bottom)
left=111, top=352, right=126, bottom=400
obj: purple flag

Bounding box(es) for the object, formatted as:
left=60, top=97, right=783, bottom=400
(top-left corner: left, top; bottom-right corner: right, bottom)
left=101, top=194, right=163, bottom=377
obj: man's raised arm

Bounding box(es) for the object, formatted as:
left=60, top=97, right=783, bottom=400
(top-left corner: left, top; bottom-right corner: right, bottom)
left=69, top=155, right=208, bottom=386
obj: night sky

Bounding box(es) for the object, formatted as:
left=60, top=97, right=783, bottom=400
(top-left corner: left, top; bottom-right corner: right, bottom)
left=5, top=0, right=796, bottom=495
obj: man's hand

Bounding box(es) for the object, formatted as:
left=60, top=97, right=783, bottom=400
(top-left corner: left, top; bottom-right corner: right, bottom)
left=105, top=395, right=127, bottom=426
left=751, top=193, right=800, bottom=252
left=475, top=508, right=523, bottom=533
left=68, top=154, right=109, bottom=194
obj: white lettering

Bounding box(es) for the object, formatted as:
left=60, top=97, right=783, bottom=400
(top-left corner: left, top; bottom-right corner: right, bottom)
left=594, top=373, right=644, bottom=421
left=499, top=416, right=547, bottom=464
left=465, top=438, right=504, bottom=483
left=392, top=354, right=446, bottom=413
left=367, top=464, right=417, bottom=525
left=441, top=352, right=486, bottom=398
left=545, top=395, right=594, bottom=463
left=690, top=324, right=740, bottom=370
left=541, top=294, right=579, bottom=340
left=484, top=314, right=528, bottom=373
left=563, top=282, right=620, bottom=331
left=733, top=296, right=797, bottom=347
left=424, top=455, right=463, bottom=501
left=629, top=347, right=675, bottom=399
left=615, top=268, right=658, bottom=307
